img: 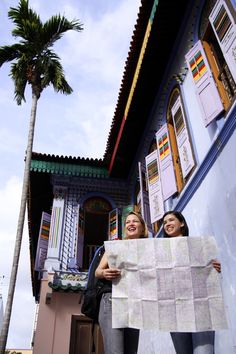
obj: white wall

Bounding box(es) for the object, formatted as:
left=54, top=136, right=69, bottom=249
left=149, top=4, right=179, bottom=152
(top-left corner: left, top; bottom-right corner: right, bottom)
left=182, top=129, right=236, bottom=353
left=138, top=129, right=236, bottom=354
left=0, top=294, right=3, bottom=334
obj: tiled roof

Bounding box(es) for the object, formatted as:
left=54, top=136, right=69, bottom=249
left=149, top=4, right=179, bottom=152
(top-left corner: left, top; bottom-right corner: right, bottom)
left=48, top=271, right=88, bottom=292
left=32, top=152, right=104, bottom=165
left=48, top=282, right=85, bottom=292
left=30, top=158, right=109, bottom=178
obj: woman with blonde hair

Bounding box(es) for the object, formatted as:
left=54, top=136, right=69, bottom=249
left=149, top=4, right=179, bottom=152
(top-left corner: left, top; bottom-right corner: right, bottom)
left=95, top=211, right=148, bottom=354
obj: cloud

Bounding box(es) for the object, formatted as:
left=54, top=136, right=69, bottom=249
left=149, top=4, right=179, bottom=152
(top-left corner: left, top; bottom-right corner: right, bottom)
left=0, top=85, right=14, bottom=105
left=0, top=177, right=21, bottom=232
left=0, top=128, right=25, bottom=155
left=27, top=1, right=141, bottom=159
left=31, top=87, right=115, bottom=158
left=0, top=177, right=35, bottom=348
left=59, top=0, right=138, bottom=83
left=0, top=0, right=141, bottom=160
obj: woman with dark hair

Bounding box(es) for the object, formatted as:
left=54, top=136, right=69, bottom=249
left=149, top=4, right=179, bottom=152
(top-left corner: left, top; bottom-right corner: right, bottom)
left=162, top=210, right=189, bottom=237
left=162, top=210, right=221, bottom=354
left=95, top=211, right=148, bottom=354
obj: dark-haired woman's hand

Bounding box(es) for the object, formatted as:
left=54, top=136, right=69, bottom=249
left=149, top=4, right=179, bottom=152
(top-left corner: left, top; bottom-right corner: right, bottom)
left=212, top=259, right=221, bottom=273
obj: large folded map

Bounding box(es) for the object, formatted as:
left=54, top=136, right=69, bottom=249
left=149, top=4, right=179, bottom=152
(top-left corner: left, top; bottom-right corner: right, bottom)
left=105, top=237, right=227, bottom=332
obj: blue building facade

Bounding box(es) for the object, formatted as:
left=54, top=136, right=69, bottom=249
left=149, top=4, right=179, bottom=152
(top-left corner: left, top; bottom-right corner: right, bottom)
left=130, top=1, right=236, bottom=352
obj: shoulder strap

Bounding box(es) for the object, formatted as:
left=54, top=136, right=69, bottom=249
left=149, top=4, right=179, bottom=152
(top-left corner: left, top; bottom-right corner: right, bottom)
left=86, top=245, right=105, bottom=289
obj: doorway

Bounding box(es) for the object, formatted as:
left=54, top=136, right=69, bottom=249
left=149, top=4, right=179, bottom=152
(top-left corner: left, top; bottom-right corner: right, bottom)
left=82, top=197, right=112, bottom=269
left=69, top=315, right=104, bottom=354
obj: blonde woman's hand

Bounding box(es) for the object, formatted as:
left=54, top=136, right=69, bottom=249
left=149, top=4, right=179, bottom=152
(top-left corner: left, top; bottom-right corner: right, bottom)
left=212, top=259, right=221, bottom=273
left=102, top=268, right=121, bottom=280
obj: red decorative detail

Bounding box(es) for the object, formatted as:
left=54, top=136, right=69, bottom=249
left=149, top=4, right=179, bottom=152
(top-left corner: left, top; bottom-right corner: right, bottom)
left=108, top=115, right=126, bottom=174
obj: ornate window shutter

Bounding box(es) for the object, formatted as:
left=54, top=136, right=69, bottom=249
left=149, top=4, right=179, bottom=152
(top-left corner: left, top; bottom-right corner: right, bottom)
left=171, top=96, right=195, bottom=179
left=209, top=0, right=236, bottom=82
left=145, top=150, right=164, bottom=223
left=185, top=40, right=224, bottom=126
left=156, top=123, right=177, bottom=200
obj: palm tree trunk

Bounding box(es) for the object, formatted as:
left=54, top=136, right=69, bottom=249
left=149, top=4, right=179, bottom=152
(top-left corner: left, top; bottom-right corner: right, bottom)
left=0, top=93, right=38, bottom=354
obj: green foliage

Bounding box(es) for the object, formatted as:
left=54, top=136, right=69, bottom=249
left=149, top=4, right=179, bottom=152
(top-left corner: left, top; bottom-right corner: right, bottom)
left=0, top=0, right=83, bottom=104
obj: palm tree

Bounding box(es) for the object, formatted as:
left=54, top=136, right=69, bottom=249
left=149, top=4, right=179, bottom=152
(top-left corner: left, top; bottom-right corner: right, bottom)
left=0, top=1, right=83, bottom=352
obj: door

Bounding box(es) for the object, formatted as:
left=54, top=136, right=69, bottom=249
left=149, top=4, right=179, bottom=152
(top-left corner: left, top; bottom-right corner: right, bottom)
left=69, top=315, right=104, bottom=354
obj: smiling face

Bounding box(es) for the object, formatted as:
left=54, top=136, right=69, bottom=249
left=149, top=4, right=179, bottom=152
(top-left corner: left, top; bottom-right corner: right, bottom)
left=125, top=213, right=145, bottom=239
left=163, top=213, right=184, bottom=237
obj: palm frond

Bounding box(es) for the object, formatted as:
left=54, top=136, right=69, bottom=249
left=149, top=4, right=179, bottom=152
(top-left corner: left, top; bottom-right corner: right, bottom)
left=54, top=75, right=73, bottom=95
left=0, top=44, right=22, bottom=66
left=1, top=0, right=83, bottom=103
left=42, top=15, right=83, bottom=48
left=8, top=0, right=42, bottom=41
left=39, top=52, right=72, bottom=94
left=14, top=19, right=43, bottom=44
left=10, top=61, right=28, bottom=105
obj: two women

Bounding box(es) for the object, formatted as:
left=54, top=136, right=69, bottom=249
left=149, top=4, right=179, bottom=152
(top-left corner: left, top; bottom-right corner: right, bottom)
left=96, top=210, right=221, bottom=354
left=95, top=211, right=148, bottom=354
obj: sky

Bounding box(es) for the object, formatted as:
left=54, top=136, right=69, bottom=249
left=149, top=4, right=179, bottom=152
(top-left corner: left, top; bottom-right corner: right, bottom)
left=0, top=0, right=141, bottom=348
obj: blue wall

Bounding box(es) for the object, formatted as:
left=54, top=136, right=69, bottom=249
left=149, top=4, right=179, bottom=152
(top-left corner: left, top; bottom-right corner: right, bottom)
left=137, top=0, right=236, bottom=351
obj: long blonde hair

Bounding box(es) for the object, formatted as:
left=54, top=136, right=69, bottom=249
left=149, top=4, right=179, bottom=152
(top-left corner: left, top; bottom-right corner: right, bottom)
left=124, top=211, right=148, bottom=238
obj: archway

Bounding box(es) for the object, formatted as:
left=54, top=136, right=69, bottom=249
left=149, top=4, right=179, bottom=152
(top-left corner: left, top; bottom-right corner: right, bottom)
left=82, top=196, right=112, bottom=269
